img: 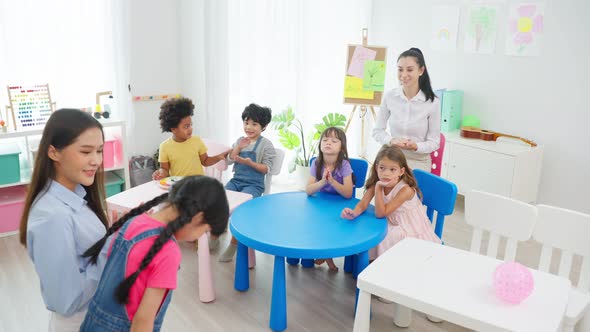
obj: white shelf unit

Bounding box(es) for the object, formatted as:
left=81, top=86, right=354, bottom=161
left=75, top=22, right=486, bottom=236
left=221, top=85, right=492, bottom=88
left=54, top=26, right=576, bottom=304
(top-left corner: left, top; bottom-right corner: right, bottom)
left=441, top=131, right=543, bottom=203
left=0, top=119, right=130, bottom=236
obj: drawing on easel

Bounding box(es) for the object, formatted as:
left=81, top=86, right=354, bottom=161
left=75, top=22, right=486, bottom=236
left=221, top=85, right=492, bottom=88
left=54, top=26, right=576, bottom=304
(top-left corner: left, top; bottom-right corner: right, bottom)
left=362, top=60, right=386, bottom=92
left=505, top=3, right=545, bottom=56
left=6, top=84, right=56, bottom=131
left=343, top=44, right=387, bottom=106
left=342, top=29, right=387, bottom=159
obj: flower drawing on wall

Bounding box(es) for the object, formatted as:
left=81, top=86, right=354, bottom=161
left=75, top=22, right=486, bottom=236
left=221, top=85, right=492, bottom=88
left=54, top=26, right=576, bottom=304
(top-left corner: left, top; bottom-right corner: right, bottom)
left=506, top=3, right=545, bottom=56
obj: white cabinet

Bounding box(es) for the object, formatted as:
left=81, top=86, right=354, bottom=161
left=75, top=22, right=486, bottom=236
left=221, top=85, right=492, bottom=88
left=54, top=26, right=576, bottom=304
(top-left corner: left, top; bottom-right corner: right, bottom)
left=441, top=131, right=543, bottom=203
left=0, top=119, right=130, bottom=236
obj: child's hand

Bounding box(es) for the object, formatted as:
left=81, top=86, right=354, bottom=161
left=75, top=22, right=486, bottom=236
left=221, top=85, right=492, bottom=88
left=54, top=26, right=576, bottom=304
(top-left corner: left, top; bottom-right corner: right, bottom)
left=238, top=138, right=251, bottom=149
left=235, top=156, right=252, bottom=165
left=152, top=169, right=163, bottom=180
left=322, top=169, right=332, bottom=184
left=341, top=208, right=357, bottom=220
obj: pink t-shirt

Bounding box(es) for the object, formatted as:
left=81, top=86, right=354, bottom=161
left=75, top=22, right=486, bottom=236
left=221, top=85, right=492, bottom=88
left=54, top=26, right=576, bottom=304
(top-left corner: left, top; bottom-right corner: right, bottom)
left=108, top=213, right=182, bottom=321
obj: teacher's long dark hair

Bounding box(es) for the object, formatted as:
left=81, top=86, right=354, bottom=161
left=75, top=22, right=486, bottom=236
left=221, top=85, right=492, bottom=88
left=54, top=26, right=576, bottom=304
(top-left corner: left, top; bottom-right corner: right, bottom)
left=83, top=176, right=229, bottom=304
left=398, top=48, right=436, bottom=102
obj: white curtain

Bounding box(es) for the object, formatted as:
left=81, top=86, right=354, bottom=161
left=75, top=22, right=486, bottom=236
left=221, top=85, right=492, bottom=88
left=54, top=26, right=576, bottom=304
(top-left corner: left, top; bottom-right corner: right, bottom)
left=0, top=0, right=117, bottom=110
left=225, top=0, right=375, bottom=168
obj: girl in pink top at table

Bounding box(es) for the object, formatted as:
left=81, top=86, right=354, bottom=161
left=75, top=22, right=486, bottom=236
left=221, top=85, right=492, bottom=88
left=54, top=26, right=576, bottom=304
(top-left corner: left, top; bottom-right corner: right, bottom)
left=306, top=127, right=354, bottom=271
left=80, top=176, right=229, bottom=332
left=341, top=145, right=440, bottom=261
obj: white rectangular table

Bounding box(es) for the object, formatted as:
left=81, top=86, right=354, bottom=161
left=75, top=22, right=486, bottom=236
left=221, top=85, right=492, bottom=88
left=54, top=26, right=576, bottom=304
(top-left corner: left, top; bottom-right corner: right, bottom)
left=354, top=238, right=571, bottom=332
left=106, top=180, right=252, bottom=303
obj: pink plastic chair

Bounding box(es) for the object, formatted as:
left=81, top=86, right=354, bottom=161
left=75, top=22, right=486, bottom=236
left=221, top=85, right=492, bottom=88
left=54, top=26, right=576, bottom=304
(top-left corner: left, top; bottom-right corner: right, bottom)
left=430, top=133, right=445, bottom=176
left=201, top=138, right=230, bottom=181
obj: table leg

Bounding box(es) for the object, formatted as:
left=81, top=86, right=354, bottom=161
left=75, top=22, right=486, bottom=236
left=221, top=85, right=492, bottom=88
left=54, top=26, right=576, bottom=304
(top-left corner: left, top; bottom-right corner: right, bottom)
left=301, top=259, right=314, bottom=268
left=286, top=258, right=300, bottom=265
left=344, top=255, right=354, bottom=273
left=393, top=304, right=412, bottom=328
left=353, top=290, right=371, bottom=332
left=197, top=233, right=215, bottom=302
left=355, top=251, right=369, bottom=310
left=270, top=256, right=287, bottom=331
left=234, top=242, right=249, bottom=291
left=352, top=254, right=360, bottom=278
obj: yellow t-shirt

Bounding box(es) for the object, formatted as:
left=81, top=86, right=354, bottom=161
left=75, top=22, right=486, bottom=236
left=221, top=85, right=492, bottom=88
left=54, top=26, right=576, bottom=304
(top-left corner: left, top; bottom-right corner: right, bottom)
left=158, top=136, right=207, bottom=176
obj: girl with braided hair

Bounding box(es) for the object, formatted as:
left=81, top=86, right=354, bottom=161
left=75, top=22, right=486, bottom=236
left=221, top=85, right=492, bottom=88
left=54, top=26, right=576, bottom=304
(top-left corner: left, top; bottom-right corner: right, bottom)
left=80, top=176, right=229, bottom=331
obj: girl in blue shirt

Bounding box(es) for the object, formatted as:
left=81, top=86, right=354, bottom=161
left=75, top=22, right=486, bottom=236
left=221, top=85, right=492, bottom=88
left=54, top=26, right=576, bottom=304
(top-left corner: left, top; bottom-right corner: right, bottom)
left=19, top=109, right=109, bottom=331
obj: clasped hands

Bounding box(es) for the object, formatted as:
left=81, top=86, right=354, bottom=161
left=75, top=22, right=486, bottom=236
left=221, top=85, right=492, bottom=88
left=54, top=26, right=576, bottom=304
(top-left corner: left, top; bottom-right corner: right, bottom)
left=234, top=137, right=254, bottom=165
left=390, top=137, right=418, bottom=151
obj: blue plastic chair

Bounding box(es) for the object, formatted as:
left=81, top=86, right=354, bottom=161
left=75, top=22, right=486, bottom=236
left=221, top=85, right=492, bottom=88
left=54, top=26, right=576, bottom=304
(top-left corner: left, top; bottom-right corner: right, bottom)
left=412, top=169, right=458, bottom=239
left=287, top=157, right=369, bottom=269
left=308, top=156, right=368, bottom=196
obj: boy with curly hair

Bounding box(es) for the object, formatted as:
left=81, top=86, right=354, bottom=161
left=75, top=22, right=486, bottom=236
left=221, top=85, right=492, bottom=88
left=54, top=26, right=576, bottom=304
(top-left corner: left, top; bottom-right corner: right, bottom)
left=152, top=98, right=230, bottom=180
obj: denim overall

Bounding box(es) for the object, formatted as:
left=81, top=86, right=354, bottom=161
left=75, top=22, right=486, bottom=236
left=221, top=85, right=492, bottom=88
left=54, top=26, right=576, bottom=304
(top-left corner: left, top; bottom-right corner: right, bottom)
left=80, top=220, right=174, bottom=332
left=225, top=137, right=265, bottom=198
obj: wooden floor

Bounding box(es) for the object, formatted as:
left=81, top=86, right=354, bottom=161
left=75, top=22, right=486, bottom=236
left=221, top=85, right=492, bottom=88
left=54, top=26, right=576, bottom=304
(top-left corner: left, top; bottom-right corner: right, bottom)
left=0, top=181, right=580, bottom=332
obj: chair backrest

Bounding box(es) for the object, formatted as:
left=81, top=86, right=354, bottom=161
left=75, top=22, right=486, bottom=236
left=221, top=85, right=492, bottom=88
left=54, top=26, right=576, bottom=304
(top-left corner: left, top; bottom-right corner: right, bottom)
left=430, top=133, right=446, bottom=176
left=201, top=138, right=230, bottom=181
left=413, top=168, right=458, bottom=239
left=263, top=148, right=285, bottom=195
left=465, top=190, right=537, bottom=261
left=309, top=156, right=368, bottom=196
left=533, top=204, right=590, bottom=290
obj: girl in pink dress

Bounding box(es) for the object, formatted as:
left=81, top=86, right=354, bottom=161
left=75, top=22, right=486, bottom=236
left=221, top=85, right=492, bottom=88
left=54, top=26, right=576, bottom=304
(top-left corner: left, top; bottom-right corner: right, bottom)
left=341, top=145, right=440, bottom=261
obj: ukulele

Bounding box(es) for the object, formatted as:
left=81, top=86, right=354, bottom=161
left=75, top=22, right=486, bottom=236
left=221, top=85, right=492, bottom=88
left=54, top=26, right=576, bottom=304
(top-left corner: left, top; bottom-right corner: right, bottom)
left=460, top=127, right=537, bottom=147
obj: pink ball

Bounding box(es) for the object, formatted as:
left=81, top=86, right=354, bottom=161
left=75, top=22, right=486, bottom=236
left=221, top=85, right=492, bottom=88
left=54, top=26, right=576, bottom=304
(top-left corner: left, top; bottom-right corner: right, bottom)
left=493, top=262, right=534, bottom=304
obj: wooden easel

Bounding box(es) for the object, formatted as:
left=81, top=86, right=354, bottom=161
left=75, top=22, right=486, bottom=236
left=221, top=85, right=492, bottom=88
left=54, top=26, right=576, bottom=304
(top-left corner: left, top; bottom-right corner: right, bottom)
left=344, top=28, right=383, bottom=159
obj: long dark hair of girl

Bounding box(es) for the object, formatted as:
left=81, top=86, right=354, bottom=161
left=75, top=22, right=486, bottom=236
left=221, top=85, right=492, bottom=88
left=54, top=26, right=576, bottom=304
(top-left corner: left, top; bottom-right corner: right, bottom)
left=365, top=145, right=422, bottom=199
left=314, top=127, right=350, bottom=180
left=398, top=47, right=436, bottom=102
left=83, top=176, right=229, bottom=304
left=19, top=109, right=108, bottom=246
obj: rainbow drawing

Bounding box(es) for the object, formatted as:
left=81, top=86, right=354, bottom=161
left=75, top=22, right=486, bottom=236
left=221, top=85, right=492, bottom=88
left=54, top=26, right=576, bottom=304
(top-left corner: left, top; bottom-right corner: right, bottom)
left=437, top=28, right=451, bottom=40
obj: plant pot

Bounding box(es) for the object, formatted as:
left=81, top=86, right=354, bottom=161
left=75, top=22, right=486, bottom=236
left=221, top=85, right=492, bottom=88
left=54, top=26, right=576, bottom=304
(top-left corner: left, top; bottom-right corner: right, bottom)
left=294, top=164, right=310, bottom=190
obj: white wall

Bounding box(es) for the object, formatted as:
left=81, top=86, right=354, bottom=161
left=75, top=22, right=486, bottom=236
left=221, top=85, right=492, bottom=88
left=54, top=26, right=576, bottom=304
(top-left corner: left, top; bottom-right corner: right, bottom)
left=128, top=0, right=181, bottom=156
left=371, top=0, right=590, bottom=213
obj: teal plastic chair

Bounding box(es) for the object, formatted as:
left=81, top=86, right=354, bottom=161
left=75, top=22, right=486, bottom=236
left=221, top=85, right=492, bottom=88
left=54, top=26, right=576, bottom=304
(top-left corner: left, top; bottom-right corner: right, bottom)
left=287, top=157, right=369, bottom=269
left=413, top=169, right=458, bottom=239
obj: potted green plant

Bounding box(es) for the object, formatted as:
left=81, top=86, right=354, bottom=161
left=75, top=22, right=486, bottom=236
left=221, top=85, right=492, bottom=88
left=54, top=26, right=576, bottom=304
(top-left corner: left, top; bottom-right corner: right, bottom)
left=270, top=106, right=347, bottom=177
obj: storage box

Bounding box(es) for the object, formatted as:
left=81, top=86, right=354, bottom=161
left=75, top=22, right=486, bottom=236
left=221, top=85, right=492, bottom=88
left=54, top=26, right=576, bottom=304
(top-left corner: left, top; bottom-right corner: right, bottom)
left=103, top=140, right=116, bottom=168
left=0, top=143, right=22, bottom=185
left=0, top=185, right=26, bottom=234
left=105, top=172, right=124, bottom=197
left=441, top=90, right=464, bottom=133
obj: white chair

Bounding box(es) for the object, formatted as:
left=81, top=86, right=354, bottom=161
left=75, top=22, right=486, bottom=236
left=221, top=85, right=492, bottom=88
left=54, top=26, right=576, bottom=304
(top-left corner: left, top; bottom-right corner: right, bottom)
left=465, top=190, right=538, bottom=261
left=201, top=138, right=230, bottom=181
left=533, top=205, right=590, bottom=332
left=263, top=148, right=285, bottom=195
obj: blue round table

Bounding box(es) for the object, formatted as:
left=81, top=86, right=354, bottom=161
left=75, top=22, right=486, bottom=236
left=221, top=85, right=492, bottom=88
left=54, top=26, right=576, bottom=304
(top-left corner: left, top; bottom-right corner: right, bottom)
left=230, top=192, right=387, bottom=331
